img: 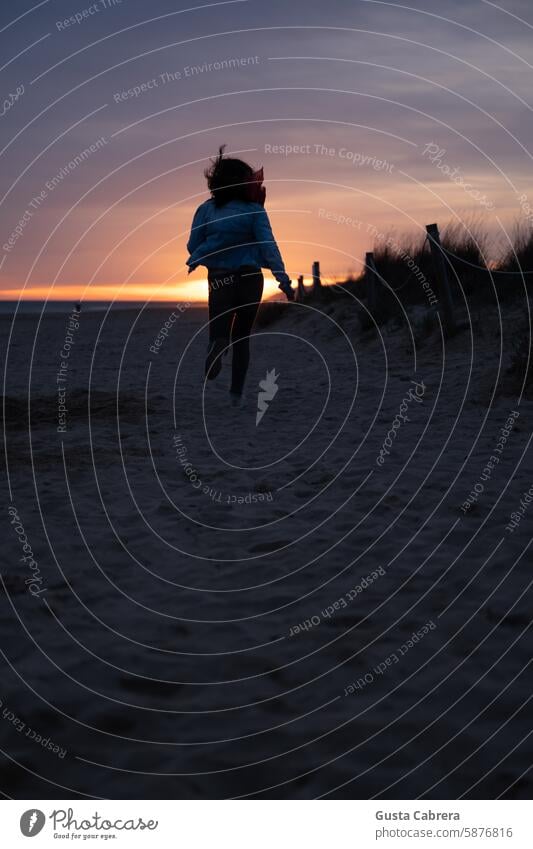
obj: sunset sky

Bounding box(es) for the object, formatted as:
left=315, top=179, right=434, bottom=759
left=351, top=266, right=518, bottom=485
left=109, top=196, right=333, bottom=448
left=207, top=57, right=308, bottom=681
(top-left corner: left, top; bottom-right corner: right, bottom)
left=1, top=0, right=532, bottom=302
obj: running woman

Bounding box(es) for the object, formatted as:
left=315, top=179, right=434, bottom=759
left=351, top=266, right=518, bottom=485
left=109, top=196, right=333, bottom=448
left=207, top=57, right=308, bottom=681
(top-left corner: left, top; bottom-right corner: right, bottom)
left=186, top=145, right=294, bottom=404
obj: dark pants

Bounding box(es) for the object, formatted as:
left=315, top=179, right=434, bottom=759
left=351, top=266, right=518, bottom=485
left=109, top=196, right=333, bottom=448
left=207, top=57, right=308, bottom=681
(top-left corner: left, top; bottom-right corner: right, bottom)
left=207, top=266, right=264, bottom=395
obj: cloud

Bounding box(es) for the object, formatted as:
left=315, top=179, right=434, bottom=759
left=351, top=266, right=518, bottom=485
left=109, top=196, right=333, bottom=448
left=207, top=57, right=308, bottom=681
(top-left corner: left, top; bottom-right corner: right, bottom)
left=0, top=0, right=530, bottom=291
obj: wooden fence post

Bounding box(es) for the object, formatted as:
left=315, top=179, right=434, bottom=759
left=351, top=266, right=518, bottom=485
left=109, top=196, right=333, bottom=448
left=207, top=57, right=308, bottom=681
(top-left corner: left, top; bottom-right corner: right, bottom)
left=365, top=251, right=378, bottom=315
left=297, top=275, right=306, bottom=301
left=426, top=223, right=456, bottom=336
left=312, top=261, right=321, bottom=293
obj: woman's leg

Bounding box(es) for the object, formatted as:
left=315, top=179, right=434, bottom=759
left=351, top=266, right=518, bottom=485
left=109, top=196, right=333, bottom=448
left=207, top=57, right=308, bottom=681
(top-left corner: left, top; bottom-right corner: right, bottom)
left=207, top=271, right=236, bottom=340
left=206, top=271, right=236, bottom=378
left=230, top=270, right=264, bottom=395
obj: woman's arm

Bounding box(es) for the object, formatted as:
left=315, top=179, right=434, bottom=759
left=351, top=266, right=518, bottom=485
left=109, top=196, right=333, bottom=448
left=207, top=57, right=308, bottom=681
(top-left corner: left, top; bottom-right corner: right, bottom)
left=186, top=224, right=240, bottom=271
left=252, top=207, right=291, bottom=285
left=186, top=203, right=208, bottom=255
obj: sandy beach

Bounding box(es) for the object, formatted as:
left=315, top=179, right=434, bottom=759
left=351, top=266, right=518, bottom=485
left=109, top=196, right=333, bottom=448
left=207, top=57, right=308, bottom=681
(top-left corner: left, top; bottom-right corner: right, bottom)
left=1, top=296, right=531, bottom=799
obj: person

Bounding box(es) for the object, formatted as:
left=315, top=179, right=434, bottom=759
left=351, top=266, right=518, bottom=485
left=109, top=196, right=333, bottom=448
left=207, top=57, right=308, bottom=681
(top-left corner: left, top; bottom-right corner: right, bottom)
left=186, top=145, right=294, bottom=404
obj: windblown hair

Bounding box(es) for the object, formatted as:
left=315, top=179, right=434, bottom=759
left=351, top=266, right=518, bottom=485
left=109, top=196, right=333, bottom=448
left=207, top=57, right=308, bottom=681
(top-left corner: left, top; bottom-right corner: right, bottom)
left=204, top=145, right=255, bottom=207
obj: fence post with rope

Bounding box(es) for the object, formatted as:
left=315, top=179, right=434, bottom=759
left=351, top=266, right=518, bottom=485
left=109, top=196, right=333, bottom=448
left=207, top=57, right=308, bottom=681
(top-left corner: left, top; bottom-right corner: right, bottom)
left=426, top=222, right=456, bottom=336
left=312, top=261, right=322, bottom=293
left=365, top=251, right=379, bottom=317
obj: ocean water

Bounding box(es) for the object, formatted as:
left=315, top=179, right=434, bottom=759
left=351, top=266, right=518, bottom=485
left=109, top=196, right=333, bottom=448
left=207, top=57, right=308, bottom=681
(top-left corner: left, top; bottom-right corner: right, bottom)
left=0, top=300, right=206, bottom=316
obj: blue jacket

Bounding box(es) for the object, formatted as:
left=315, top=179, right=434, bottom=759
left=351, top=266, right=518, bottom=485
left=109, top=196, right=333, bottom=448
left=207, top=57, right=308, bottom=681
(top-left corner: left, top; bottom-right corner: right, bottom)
left=186, top=199, right=290, bottom=285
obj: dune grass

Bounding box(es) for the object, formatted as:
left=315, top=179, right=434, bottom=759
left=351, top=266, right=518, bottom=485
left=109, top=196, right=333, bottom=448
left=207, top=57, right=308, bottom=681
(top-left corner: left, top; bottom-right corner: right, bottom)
left=329, top=219, right=533, bottom=320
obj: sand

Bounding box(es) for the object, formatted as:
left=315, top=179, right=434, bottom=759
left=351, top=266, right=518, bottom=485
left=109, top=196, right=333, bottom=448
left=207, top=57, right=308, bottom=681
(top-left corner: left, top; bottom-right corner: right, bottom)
left=1, top=296, right=532, bottom=799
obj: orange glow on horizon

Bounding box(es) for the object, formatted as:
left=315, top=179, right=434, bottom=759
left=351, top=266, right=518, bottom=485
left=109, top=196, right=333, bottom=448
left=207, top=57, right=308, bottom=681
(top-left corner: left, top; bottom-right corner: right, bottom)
left=0, top=281, right=207, bottom=303
left=0, top=276, right=304, bottom=302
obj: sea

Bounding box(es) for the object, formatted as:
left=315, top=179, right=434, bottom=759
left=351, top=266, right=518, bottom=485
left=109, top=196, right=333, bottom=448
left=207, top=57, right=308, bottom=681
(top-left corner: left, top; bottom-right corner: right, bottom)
left=0, top=300, right=206, bottom=316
